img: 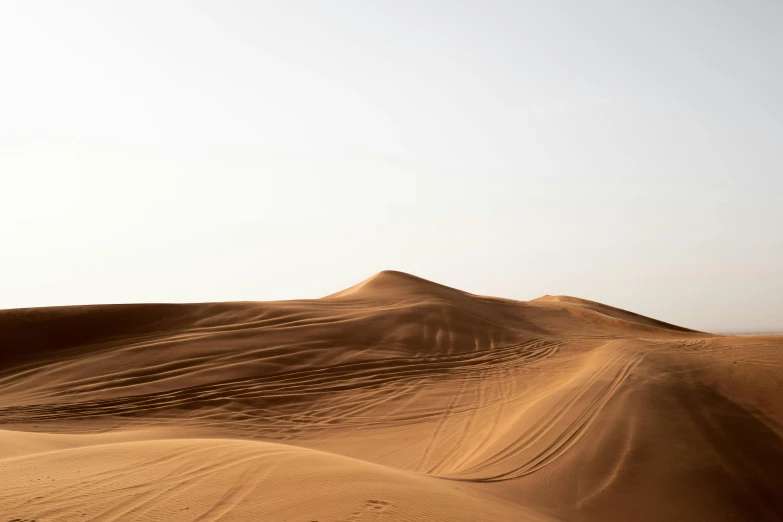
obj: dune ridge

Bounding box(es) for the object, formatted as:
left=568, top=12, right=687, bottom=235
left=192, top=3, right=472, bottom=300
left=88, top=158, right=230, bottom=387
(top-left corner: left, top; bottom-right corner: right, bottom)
left=1, top=271, right=782, bottom=521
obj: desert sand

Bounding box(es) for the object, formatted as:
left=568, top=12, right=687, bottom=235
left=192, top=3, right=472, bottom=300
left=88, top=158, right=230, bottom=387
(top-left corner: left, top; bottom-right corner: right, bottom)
left=1, top=270, right=782, bottom=521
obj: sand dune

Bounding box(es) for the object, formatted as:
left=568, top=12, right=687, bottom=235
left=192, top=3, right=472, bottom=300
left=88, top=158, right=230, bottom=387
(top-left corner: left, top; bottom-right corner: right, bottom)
left=2, top=270, right=782, bottom=521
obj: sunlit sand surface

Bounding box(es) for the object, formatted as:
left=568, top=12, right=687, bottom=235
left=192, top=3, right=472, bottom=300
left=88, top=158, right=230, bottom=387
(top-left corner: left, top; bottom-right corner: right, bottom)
left=2, top=271, right=782, bottom=521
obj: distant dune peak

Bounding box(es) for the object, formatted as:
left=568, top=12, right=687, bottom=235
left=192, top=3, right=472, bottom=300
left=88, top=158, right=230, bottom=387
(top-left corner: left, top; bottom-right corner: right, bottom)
left=366, top=269, right=432, bottom=285
left=325, top=272, right=698, bottom=333
left=325, top=270, right=465, bottom=299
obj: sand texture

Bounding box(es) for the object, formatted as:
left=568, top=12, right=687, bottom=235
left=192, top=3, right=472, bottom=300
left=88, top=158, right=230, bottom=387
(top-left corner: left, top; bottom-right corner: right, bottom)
left=2, top=271, right=782, bottom=521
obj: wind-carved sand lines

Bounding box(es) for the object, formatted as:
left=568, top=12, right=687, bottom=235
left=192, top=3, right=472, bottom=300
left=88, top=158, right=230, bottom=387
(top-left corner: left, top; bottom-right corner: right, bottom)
left=5, top=271, right=780, bottom=521
left=448, top=348, right=645, bottom=481
left=415, top=338, right=560, bottom=474
left=0, top=337, right=559, bottom=435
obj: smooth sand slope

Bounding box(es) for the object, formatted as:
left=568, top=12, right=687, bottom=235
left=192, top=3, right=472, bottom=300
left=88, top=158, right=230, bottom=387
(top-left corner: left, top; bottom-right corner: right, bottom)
left=1, top=271, right=782, bottom=521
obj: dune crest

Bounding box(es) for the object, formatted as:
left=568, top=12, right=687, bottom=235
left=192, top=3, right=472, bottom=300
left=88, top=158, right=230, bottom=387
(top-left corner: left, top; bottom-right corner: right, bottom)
left=324, top=269, right=468, bottom=300
left=532, top=294, right=699, bottom=332
left=1, top=271, right=782, bottom=521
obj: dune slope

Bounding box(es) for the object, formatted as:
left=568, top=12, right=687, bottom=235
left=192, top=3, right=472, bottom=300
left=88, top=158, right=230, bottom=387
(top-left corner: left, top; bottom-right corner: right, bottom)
left=1, top=270, right=782, bottom=521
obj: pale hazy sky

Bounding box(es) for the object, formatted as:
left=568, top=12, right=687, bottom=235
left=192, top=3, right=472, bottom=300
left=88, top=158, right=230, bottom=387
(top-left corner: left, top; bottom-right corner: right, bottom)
left=1, top=1, right=781, bottom=332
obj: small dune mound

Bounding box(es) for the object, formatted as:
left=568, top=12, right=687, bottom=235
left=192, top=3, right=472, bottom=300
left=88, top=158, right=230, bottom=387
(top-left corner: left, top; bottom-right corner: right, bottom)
left=532, top=294, right=700, bottom=333
left=0, top=438, right=550, bottom=521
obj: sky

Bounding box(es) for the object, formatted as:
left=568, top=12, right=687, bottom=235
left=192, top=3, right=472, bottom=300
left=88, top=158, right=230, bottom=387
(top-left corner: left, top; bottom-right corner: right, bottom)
left=1, top=1, right=781, bottom=332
